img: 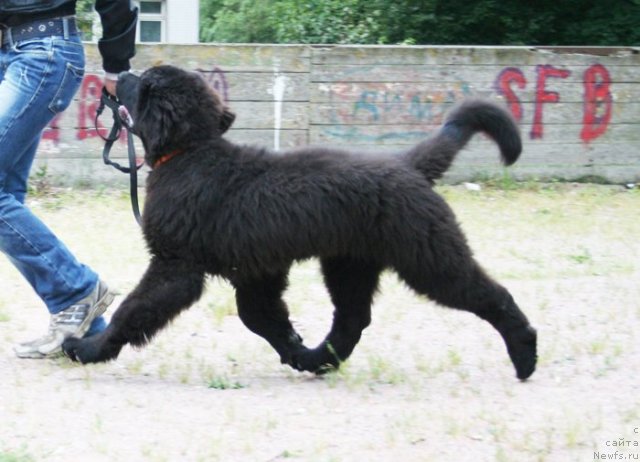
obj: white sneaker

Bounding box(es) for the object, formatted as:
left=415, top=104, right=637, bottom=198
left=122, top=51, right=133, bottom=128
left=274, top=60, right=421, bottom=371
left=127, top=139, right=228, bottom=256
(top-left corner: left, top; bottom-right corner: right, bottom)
left=14, top=280, right=114, bottom=359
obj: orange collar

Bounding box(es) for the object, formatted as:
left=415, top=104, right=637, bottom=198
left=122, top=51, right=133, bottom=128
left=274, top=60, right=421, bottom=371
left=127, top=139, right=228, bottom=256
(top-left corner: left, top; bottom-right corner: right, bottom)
left=153, top=149, right=184, bottom=168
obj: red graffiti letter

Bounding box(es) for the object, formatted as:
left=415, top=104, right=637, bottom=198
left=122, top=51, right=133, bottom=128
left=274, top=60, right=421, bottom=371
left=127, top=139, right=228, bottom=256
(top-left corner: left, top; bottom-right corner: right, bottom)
left=43, top=114, right=62, bottom=144
left=531, top=65, right=571, bottom=139
left=77, top=74, right=104, bottom=140
left=495, top=67, right=527, bottom=122
left=581, top=64, right=612, bottom=143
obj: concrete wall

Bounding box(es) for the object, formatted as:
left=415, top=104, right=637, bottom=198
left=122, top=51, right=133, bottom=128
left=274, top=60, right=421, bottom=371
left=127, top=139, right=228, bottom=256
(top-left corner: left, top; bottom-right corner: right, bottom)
left=35, top=44, right=640, bottom=186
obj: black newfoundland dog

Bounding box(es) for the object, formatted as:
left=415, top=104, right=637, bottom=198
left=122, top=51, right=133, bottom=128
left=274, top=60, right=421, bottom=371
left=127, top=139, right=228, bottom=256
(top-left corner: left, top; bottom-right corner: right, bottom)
left=63, top=65, right=537, bottom=380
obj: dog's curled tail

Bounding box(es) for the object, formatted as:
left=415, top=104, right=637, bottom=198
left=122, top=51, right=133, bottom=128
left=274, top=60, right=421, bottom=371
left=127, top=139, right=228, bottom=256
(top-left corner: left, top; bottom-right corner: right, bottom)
left=405, top=99, right=522, bottom=182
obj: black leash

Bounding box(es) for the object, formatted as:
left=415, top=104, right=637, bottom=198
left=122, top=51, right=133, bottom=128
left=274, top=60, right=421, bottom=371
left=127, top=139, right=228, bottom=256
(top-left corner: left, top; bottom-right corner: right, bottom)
left=95, top=87, right=143, bottom=226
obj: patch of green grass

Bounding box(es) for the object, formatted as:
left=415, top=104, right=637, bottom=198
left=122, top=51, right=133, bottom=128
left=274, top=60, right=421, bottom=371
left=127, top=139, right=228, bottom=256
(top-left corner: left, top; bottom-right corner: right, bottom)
left=207, top=375, right=245, bottom=390
left=567, top=247, right=592, bottom=265
left=273, top=449, right=302, bottom=459
left=437, top=183, right=638, bottom=280
left=203, top=280, right=237, bottom=327
left=0, top=307, right=10, bottom=322
left=365, top=353, right=407, bottom=385
left=0, top=448, right=35, bottom=462
left=446, top=349, right=462, bottom=367
left=26, top=164, right=51, bottom=197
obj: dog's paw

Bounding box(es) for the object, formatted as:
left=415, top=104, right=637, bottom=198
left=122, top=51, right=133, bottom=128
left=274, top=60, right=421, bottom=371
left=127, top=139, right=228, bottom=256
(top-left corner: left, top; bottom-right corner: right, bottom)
left=506, top=325, right=537, bottom=381
left=288, top=345, right=340, bottom=375
left=62, top=337, right=90, bottom=363
left=62, top=335, right=118, bottom=364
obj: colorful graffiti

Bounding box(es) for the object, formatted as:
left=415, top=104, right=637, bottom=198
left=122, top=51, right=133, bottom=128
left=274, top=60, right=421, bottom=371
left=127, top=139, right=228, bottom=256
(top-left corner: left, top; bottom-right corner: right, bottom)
left=42, top=67, right=229, bottom=147
left=324, top=63, right=614, bottom=145
left=495, top=63, right=612, bottom=143
left=41, top=113, right=62, bottom=143
left=581, top=64, right=613, bottom=143
left=77, top=74, right=112, bottom=141
left=42, top=61, right=615, bottom=148
left=41, top=74, right=120, bottom=146
left=42, top=73, right=126, bottom=146
left=323, top=82, right=473, bottom=142
left=197, top=66, right=229, bottom=103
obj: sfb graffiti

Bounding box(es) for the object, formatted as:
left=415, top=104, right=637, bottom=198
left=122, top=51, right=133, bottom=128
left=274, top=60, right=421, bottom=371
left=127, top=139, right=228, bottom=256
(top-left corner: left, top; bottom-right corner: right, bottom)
left=495, top=63, right=612, bottom=143
left=43, top=63, right=615, bottom=147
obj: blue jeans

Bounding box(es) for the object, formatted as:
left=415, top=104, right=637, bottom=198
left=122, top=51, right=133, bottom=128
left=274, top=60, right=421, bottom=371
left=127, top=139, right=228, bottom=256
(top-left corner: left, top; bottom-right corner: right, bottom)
left=0, top=33, right=105, bottom=334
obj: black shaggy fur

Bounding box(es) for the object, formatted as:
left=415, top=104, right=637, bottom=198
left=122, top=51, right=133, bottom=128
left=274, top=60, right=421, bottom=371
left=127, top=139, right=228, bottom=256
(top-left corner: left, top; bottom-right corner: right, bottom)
left=63, top=65, right=537, bottom=380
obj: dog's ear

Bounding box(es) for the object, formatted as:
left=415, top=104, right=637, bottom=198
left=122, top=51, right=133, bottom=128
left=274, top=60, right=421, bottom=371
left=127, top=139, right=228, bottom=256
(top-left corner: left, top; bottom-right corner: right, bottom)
left=219, top=108, right=235, bottom=134
left=136, top=80, right=183, bottom=157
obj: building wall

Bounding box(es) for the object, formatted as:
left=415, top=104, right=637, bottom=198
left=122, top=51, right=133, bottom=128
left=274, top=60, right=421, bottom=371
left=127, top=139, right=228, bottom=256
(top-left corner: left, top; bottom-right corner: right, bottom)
left=165, top=0, right=199, bottom=44
left=35, top=44, right=640, bottom=186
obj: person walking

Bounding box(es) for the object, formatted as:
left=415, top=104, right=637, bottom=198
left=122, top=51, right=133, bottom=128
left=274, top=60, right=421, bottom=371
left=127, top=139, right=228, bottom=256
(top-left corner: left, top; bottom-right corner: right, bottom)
left=0, top=0, right=137, bottom=358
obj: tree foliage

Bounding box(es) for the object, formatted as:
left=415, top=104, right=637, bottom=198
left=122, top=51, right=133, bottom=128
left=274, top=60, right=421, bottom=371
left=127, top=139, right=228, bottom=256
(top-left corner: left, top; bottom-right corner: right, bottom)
left=273, top=0, right=383, bottom=44
left=76, top=0, right=97, bottom=39
left=199, top=0, right=640, bottom=45
left=201, top=0, right=276, bottom=42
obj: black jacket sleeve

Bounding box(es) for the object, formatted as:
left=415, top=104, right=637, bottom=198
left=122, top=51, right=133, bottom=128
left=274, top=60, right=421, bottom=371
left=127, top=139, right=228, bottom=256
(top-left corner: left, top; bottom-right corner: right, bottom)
left=95, top=0, right=138, bottom=73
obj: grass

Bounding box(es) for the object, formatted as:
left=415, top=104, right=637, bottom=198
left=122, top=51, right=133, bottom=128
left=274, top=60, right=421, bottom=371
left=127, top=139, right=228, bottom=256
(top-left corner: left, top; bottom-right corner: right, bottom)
left=567, top=246, right=593, bottom=265
left=438, top=182, right=638, bottom=280
left=1, top=181, right=638, bottom=461
left=0, top=309, right=10, bottom=323
left=0, top=449, right=35, bottom=462
left=204, top=279, right=237, bottom=327
left=207, top=375, right=245, bottom=390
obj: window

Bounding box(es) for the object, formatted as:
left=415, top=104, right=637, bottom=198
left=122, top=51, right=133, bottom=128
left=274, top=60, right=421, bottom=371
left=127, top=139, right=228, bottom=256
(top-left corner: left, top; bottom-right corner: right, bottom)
left=140, top=1, right=162, bottom=14
left=137, top=0, right=165, bottom=43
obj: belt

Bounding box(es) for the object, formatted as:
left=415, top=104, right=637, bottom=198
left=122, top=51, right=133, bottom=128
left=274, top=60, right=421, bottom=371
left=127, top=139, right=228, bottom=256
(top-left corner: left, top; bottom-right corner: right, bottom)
left=1, top=16, right=77, bottom=48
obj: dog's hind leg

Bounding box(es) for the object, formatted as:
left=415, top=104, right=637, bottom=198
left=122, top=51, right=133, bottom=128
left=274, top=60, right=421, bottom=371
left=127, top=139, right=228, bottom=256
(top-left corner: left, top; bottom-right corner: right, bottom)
left=63, top=257, right=206, bottom=364
left=397, top=256, right=537, bottom=381
left=234, top=272, right=307, bottom=367
left=289, top=257, right=381, bottom=374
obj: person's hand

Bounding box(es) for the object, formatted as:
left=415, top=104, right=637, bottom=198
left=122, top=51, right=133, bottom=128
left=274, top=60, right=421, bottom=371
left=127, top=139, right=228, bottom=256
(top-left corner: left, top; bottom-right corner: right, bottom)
left=103, top=78, right=117, bottom=96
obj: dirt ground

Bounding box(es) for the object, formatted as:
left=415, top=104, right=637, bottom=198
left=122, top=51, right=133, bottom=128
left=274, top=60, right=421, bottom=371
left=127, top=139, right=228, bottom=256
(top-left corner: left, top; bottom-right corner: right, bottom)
left=0, top=184, right=638, bottom=462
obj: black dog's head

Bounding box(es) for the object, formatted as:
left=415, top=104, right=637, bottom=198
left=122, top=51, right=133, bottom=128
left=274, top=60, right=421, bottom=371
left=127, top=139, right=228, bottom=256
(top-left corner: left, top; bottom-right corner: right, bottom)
left=117, top=65, right=235, bottom=165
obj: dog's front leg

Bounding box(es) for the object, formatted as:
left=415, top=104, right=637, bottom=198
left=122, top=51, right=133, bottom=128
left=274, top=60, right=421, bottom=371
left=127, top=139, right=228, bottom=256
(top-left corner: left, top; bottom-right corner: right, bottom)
left=287, top=257, right=381, bottom=374
left=234, top=273, right=308, bottom=366
left=63, top=257, right=206, bottom=364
